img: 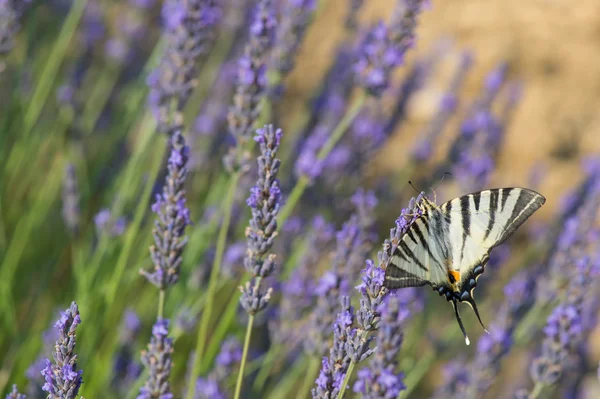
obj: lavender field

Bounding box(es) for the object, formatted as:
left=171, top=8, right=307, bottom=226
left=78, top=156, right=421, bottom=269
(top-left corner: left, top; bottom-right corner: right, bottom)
left=1, top=0, right=600, bottom=398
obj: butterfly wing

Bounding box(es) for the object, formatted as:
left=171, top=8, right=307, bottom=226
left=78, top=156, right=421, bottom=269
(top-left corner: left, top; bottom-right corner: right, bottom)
left=384, top=215, right=449, bottom=289
left=440, top=187, right=546, bottom=277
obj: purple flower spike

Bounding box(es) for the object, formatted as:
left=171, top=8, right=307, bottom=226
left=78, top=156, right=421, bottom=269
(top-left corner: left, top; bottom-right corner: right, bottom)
left=5, top=384, right=25, bottom=399
left=138, top=319, right=174, bottom=399
left=355, top=0, right=426, bottom=96
left=224, top=0, right=277, bottom=172
left=354, top=296, right=408, bottom=398
left=41, top=302, right=83, bottom=399
left=0, top=1, right=32, bottom=55
left=239, top=125, right=283, bottom=315
left=271, top=0, right=317, bottom=76
left=148, top=0, right=221, bottom=134
left=141, top=131, right=191, bottom=289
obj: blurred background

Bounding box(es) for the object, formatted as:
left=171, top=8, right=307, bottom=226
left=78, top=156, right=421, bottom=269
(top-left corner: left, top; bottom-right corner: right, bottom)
left=1, top=0, right=599, bottom=398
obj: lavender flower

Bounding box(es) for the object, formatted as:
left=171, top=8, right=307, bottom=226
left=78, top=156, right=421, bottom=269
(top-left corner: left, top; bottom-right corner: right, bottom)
left=194, top=337, right=242, bottom=399
left=354, top=0, right=426, bottom=96
left=62, top=163, right=80, bottom=234
left=148, top=0, right=221, bottom=133
left=41, top=302, right=83, bottom=399
left=224, top=0, right=277, bottom=172
left=5, top=385, right=25, bottom=399
left=353, top=296, right=409, bottom=398
left=518, top=256, right=600, bottom=398
left=138, top=319, right=174, bottom=399
left=239, top=125, right=283, bottom=314
left=141, top=131, right=191, bottom=289
left=271, top=0, right=317, bottom=77
left=312, top=297, right=355, bottom=399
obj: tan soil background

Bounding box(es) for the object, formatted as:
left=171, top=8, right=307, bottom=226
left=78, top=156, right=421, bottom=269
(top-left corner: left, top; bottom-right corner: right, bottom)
left=282, top=0, right=600, bottom=397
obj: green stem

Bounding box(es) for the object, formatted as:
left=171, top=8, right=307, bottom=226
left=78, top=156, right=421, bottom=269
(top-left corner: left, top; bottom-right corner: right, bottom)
left=296, top=356, right=320, bottom=399
left=158, top=289, right=165, bottom=320
left=277, top=92, right=367, bottom=225
left=337, top=362, right=355, bottom=399
left=529, top=382, right=544, bottom=399
left=23, top=0, right=88, bottom=137
left=253, top=344, right=283, bottom=391
left=234, top=314, right=255, bottom=399
left=399, top=349, right=435, bottom=398
left=186, top=172, right=240, bottom=399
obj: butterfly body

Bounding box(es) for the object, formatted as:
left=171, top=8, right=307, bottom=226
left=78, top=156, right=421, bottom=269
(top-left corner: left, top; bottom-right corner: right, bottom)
left=384, top=188, right=546, bottom=345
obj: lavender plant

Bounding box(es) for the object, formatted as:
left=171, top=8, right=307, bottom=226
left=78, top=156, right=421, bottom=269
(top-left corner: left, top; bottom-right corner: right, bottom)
left=235, top=124, right=284, bottom=398
left=41, top=302, right=83, bottom=399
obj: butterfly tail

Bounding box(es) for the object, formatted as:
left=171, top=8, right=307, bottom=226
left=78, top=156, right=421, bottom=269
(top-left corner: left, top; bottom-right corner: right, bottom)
left=451, top=300, right=470, bottom=346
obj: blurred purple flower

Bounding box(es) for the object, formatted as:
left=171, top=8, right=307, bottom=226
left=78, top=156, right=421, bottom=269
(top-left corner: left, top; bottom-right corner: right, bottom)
left=224, top=0, right=276, bottom=172
left=194, top=337, right=242, bottom=399
left=62, top=163, right=80, bottom=235
left=95, top=208, right=127, bottom=237
left=5, top=385, right=25, bottom=399
left=355, top=0, right=426, bottom=96
left=148, top=0, right=221, bottom=133
left=41, top=302, right=83, bottom=398
left=271, top=0, right=317, bottom=76
left=239, top=125, right=283, bottom=314
left=112, top=309, right=143, bottom=393
left=138, top=319, right=174, bottom=399
left=0, top=0, right=32, bottom=54
left=412, top=51, right=473, bottom=162
left=141, top=131, right=191, bottom=289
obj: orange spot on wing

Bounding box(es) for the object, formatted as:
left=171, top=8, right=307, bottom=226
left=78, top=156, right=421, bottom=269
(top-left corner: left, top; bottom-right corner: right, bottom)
left=448, top=270, right=461, bottom=284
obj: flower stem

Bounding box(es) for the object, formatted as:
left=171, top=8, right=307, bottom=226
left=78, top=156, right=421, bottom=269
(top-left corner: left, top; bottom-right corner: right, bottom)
left=277, top=91, right=366, bottom=224
left=186, top=172, right=240, bottom=399
left=158, top=289, right=165, bottom=320
left=234, top=313, right=255, bottom=399
left=529, top=382, right=544, bottom=399
left=337, top=362, right=356, bottom=399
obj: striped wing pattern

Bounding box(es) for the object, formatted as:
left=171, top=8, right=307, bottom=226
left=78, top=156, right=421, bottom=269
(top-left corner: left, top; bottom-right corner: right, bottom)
left=440, top=187, right=546, bottom=277
left=384, top=213, right=448, bottom=289
left=384, top=188, right=545, bottom=289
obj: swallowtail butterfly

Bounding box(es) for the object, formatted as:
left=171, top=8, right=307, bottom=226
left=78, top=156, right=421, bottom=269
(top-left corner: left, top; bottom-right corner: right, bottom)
left=383, top=188, right=546, bottom=345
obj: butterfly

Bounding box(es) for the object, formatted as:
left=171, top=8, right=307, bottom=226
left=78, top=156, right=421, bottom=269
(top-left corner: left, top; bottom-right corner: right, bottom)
left=383, top=188, right=546, bottom=345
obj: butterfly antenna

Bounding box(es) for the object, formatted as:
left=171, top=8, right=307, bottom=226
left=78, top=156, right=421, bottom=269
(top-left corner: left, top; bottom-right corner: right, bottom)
left=431, top=172, right=453, bottom=202
left=466, top=297, right=489, bottom=334
left=408, top=180, right=420, bottom=195
left=451, top=300, right=470, bottom=345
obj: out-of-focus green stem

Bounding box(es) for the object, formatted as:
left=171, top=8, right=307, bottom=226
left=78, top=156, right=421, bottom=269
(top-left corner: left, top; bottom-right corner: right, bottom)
left=80, top=63, right=123, bottom=135
left=233, top=313, right=255, bottom=399
left=186, top=172, right=240, bottom=399
left=277, top=91, right=367, bottom=224
left=23, top=0, right=89, bottom=138
left=104, top=136, right=165, bottom=307
left=253, top=343, right=283, bottom=391
left=399, top=348, right=435, bottom=398
left=296, top=356, right=320, bottom=399
left=529, top=383, right=544, bottom=399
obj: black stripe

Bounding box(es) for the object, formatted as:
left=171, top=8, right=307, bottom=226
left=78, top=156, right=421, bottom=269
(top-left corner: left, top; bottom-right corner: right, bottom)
left=399, top=241, right=428, bottom=272
left=421, top=217, right=430, bottom=234
left=483, top=189, right=499, bottom=241
left=500, top=188, right=512, bottom=211
left=460, top=195, right=471, bottom=261
left=473, top=192, right=481, bottom=211
left=507, top=189, right=529, bottom=228
left=460, top=196, right=471, bottom=236
left=412, top=220, right=443, bottom=269
left=392, top=248, right=409, bottom=263
left=406, top=229, right=418, bottom=245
